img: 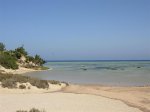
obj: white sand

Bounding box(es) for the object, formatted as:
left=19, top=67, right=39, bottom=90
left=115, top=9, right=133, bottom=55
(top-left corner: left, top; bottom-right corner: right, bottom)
left=0, top=92, right=142, bottom=112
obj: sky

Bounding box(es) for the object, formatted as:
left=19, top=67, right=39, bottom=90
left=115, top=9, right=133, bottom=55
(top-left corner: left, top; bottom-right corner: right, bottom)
left=0, top=0, right=150, bottom=60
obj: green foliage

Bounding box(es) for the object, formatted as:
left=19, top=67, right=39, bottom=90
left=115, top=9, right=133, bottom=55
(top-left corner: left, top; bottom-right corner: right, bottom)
left=0, top=42, right=5, bottom=51
left=0, top=42, right=46, bottom=70
left=34, top=54, right=45, bottom=66
left=0, top=52, right=18, bottom=69
left=14, top=46, right=27, bottom=59
left=26, top=56, right=34, bottom=62
left=14, top=51, right=22, bottom=59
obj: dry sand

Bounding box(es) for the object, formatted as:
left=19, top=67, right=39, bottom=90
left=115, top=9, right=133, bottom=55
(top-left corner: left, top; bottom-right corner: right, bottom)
left=0, top=92, right=142, bottom=112
left=0, top=84, right=148, bottom=112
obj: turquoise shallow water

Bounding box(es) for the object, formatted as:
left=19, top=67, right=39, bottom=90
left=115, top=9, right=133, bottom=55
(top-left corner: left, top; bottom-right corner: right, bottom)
left=25, top=61, right=150, bottom=86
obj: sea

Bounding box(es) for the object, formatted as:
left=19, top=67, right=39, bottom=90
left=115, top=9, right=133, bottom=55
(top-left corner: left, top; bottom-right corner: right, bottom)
left=25, top=60, right=150, bottom=86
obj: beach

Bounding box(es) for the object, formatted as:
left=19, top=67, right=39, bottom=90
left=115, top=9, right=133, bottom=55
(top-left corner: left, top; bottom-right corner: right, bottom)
left=0, top=61, right=150, bottom=112
left=63, top=84, right=150, bottom=112
left=0, top=90, right=143, bottom=112
left=0, top=83, right=150, bottom=112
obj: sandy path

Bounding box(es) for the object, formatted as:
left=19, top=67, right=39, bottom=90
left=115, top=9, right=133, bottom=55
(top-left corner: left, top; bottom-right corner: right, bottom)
left=0, top=92, right=142, bottom=112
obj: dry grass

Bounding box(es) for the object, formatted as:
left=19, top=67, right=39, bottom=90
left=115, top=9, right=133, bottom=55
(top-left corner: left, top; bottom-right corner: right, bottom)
left=16, top=108, right=46, bottom=112
left=0, top=73, right=69, bottom=89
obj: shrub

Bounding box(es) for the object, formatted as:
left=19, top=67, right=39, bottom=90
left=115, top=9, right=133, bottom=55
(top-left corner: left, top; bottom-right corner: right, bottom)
left=49, top=80, right=60, bottom=85
left=30, top=79, right=49, bottom=89
left=15, top=46, right=28, bottom=57
left=19, top=84, right=26, bottom=89
left=0, top=53, right=18, bottom=69
left=1, top=78, right=17, bottom=88
left=0, top=73, right=67, bottom=89
left=29, top=108, right=41, bottom=112
left=34, top=54, right=45, bottom=66
left=0, top=42, right=5, bottom=51
left=0, top=73, right=49, bottom=89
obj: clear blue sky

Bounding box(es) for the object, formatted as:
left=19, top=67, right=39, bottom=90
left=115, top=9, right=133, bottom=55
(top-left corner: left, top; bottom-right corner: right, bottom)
left=0, top=0, right=150, bottom=60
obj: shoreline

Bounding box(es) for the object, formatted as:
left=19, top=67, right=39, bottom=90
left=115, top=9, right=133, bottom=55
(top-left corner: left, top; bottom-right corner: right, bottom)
left=62, top=84, right=150, bottom=112
left=0, top=82, right=149, bottom=112
left=0, top=66, right=50, bottom=75
left=0, top=69, right=149, bottom=112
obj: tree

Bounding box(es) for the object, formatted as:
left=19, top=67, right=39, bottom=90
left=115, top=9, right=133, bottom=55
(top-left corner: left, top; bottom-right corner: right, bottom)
left=14, top=46, right=28, bottom=59
left=34, top=54, right=45, bottom=66
left=0, top=42, right=5, bottom=51
left=26, top=56, right=34, bottom=62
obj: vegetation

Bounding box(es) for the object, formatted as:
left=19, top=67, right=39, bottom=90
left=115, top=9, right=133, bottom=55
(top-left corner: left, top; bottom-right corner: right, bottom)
left=0, top=42, right=46, bottom=70
left=0, top=73, right=49, bottom=89
left=1, top=78, right=17, bottom=88
left=0, top=52, right=18, bottom=69
left=19, top=84, right=26, bottom=89
left=0, top=73, right=68, bottom=89
left=0, top=42, right=5, bottom=51
left=15, top=46, right=28, bottom=57
left=16, top=108, right=46, bottom=112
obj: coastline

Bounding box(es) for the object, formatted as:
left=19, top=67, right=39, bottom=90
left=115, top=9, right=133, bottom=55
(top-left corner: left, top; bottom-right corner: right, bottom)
left=0, top=65, right=49, bottom=74
left=0, top=83, right=149, bottom=112
left=0, top=69, right=149, bottom=112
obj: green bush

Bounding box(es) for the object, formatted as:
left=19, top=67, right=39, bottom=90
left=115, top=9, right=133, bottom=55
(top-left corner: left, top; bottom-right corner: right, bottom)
left=0, top=42, right=5, bottom=51
left=0, top=53, right=18, bottom=69
left=15, top=46, right=28, bottom=57
left=34, top=54, right=45, bottom=66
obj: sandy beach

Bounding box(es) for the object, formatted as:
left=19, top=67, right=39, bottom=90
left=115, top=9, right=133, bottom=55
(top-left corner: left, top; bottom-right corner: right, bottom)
left=0, top=92, right=142, bottom=112
left=63, top=84, right=150, bottom=112
left=0, top=83, right=150, bottom=112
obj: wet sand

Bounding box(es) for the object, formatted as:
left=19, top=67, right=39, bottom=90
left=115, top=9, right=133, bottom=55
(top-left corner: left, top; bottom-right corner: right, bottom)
left=62, top=84, right=150, bottom=112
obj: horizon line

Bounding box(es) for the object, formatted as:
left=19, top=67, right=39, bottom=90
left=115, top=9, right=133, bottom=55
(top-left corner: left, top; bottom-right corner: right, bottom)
left=46, top=60, right=150, bottom=62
